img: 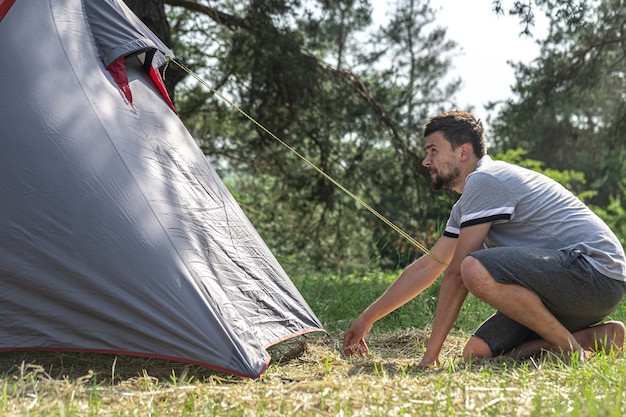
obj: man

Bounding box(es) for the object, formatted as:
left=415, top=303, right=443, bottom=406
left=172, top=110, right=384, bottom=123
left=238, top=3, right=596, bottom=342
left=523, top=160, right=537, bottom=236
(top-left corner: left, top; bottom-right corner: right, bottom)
left=343, top=111, right=626, bottom=364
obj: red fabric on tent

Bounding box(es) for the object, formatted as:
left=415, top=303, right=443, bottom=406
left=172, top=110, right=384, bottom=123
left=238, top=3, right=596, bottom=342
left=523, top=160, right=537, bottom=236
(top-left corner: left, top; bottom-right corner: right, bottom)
left=0, top=0, right=16, bottom=21
left=107, top=56, right=133, bottom=104
left=149, top=65, right=177, bottom=114
left=107, top=55, right=176, bottom=114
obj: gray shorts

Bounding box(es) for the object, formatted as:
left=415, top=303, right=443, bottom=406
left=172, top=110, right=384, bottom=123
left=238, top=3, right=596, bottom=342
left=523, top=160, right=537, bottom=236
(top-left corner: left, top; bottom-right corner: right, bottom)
left=469, top=247, right=626, bottom=355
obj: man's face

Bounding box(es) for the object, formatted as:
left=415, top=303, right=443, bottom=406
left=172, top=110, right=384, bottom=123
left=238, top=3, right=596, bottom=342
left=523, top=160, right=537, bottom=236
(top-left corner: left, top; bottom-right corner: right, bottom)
left=422, top=132, right=461, bottom=190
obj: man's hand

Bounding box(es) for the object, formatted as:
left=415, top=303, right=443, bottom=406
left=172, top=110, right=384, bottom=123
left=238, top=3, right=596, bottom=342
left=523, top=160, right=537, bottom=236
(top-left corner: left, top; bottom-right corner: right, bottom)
left=344, top=338, right=369, bottom=358
left=343, top=317, right=372, bottom=357
left=418, top=354, right=440, bottom=367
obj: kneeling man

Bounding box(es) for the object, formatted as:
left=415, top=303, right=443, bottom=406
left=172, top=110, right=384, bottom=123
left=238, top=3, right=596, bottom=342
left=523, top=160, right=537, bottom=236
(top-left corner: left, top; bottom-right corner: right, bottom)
left=343, top=111, right=626, bottom=364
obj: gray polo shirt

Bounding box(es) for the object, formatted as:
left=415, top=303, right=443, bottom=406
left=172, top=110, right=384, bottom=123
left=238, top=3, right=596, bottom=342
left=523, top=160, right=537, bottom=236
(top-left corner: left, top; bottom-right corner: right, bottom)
left=443, top=156, right=626, bottom=282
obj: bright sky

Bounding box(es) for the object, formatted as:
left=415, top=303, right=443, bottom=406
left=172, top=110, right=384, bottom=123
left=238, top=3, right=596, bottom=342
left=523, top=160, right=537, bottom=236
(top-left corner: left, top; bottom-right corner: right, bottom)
left=431, top=0, right=546, bottom=112
left=373, top=0, right=548, bottom=130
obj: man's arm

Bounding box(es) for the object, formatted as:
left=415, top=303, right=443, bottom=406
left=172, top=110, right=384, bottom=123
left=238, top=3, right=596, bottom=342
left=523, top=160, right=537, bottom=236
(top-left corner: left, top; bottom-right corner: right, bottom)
left=343, top=236, right=457, bottom=356
left=419, top=222, right=492, bottom=366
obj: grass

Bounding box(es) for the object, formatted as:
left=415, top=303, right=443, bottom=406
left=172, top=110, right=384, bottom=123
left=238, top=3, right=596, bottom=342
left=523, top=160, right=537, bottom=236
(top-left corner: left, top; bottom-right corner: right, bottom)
left=294, top=269, right=497, bottom=333
left=1, top=269, right=626, bottom=416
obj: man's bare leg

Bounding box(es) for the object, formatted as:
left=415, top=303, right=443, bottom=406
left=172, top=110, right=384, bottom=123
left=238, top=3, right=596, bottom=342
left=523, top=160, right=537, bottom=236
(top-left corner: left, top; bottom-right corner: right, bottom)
left=460, top=256, right=585, bottom=358
left=463, top=321, right=624, bottom=361
left=578, top=321, right=625, bottom=353
left=505, top=321, right=625, bottom=359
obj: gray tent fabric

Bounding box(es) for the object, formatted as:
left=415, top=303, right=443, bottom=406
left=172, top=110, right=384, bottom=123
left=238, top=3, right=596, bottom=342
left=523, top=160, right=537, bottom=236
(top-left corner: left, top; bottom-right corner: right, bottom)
left=84, top=0, right=172, bottom=67
left=0, top=0, right=324, bottom=378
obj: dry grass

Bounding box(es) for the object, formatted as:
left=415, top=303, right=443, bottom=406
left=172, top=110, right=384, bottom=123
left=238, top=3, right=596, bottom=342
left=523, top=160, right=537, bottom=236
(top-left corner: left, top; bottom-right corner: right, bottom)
left=1, top=329, right=624, bottom=416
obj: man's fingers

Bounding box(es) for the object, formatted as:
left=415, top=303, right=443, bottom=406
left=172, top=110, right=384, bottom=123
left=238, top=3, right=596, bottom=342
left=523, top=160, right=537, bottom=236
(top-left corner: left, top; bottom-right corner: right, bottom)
left=345, top=340, right=369, bottom=357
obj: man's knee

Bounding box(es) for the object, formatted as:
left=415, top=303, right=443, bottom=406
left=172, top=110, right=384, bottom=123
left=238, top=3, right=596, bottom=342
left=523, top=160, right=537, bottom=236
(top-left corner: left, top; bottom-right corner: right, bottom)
left=460, top=256, right=491, bottom=297
left=463, top=336, right=492, bottom=360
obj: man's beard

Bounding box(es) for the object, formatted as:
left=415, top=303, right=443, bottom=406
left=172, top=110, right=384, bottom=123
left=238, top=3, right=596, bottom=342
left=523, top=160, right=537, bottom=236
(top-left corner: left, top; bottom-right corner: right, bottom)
left=431, top=166, right=461, bottom=190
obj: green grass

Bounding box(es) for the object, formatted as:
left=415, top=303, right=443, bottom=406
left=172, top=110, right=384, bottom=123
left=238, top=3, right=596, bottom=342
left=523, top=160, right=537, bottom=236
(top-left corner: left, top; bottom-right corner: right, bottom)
left=2, top=269, right=626, bottom=416
left=292, top=269, right=498, bottom=333
left=293, top=268, right=626, bottom=332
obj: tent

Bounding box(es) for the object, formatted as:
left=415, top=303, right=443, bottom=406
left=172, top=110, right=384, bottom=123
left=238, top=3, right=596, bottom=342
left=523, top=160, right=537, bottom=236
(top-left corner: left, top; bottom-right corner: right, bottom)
left=0, top=0, right=324, bottom=378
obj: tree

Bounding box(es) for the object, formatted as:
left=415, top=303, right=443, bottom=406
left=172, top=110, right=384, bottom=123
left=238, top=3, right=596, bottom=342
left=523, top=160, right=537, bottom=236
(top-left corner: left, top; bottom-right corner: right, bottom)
left=491, top=0, right=588, bottom=35
left=489, top=0, right=626, bottom=207
left=124, top=0, right=462, bottom=271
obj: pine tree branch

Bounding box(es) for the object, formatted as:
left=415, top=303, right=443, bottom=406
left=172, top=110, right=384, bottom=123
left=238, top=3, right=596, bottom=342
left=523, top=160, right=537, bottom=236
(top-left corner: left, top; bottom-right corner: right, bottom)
left=165, top=0, right=251, bottom=30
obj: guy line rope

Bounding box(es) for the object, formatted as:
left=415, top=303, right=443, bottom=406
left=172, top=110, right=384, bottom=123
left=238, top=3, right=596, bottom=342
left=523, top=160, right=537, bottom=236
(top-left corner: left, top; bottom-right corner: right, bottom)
left=164, top=56, right=448, bottom=268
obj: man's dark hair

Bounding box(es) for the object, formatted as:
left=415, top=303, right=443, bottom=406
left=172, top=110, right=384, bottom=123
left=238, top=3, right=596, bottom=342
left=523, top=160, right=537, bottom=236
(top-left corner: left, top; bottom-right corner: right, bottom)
left=423, top=111, right=487, bottom=158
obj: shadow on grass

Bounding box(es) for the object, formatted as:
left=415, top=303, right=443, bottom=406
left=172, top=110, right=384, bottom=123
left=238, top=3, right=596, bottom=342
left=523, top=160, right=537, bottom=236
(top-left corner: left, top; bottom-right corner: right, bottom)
left=0, top=350, right=229, bottom=384
left=0, top=333, right=322, bottom=385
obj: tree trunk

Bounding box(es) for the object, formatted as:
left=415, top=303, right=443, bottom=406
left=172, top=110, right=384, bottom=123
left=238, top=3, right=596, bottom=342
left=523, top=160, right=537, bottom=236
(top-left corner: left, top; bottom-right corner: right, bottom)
left=122, top=0, right=186, bottom=102
left=123, top=0, right=170, bottom=44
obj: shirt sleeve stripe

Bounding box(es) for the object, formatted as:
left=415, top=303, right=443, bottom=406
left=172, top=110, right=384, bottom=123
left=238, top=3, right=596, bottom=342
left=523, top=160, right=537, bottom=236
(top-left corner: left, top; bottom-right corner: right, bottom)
left=461, top=213, right=512, bottom=228
left=443, top=225, right=460, bottom=239
left=443, top=230, right=459, bottom=238
left=460, top=207, right=514, bottom=225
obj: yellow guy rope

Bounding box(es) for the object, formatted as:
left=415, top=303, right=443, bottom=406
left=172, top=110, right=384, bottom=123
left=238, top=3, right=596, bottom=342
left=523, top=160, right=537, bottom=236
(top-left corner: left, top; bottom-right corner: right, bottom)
left=165, top=56, right=448, bottom=268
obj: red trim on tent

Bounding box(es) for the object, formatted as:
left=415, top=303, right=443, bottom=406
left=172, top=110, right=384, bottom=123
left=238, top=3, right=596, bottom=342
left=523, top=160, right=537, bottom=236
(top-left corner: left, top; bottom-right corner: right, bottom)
left=0, top=0, right=17, bottom=21
left=0, top=346, right=267, bottom=379
left=149, top=65, right=177, bottom=114
left=107, top=55, right=177, bottom=114
left=107, top=56, right=133, bottom=104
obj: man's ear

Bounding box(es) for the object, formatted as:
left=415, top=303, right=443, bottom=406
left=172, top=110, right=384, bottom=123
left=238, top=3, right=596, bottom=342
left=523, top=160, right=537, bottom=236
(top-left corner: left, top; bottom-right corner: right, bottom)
left=459, top=143, right=473, bottom=161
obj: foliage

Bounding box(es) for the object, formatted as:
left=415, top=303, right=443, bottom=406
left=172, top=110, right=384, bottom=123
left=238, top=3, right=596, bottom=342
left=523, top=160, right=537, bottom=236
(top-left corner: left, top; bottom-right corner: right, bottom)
left=123, top=0, right=626, bottom=270
left=492, top=0, right=589, bottom=35
left=489, top=0, right=626, bottom=210
left=160, top=0, right=461, bottom=271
